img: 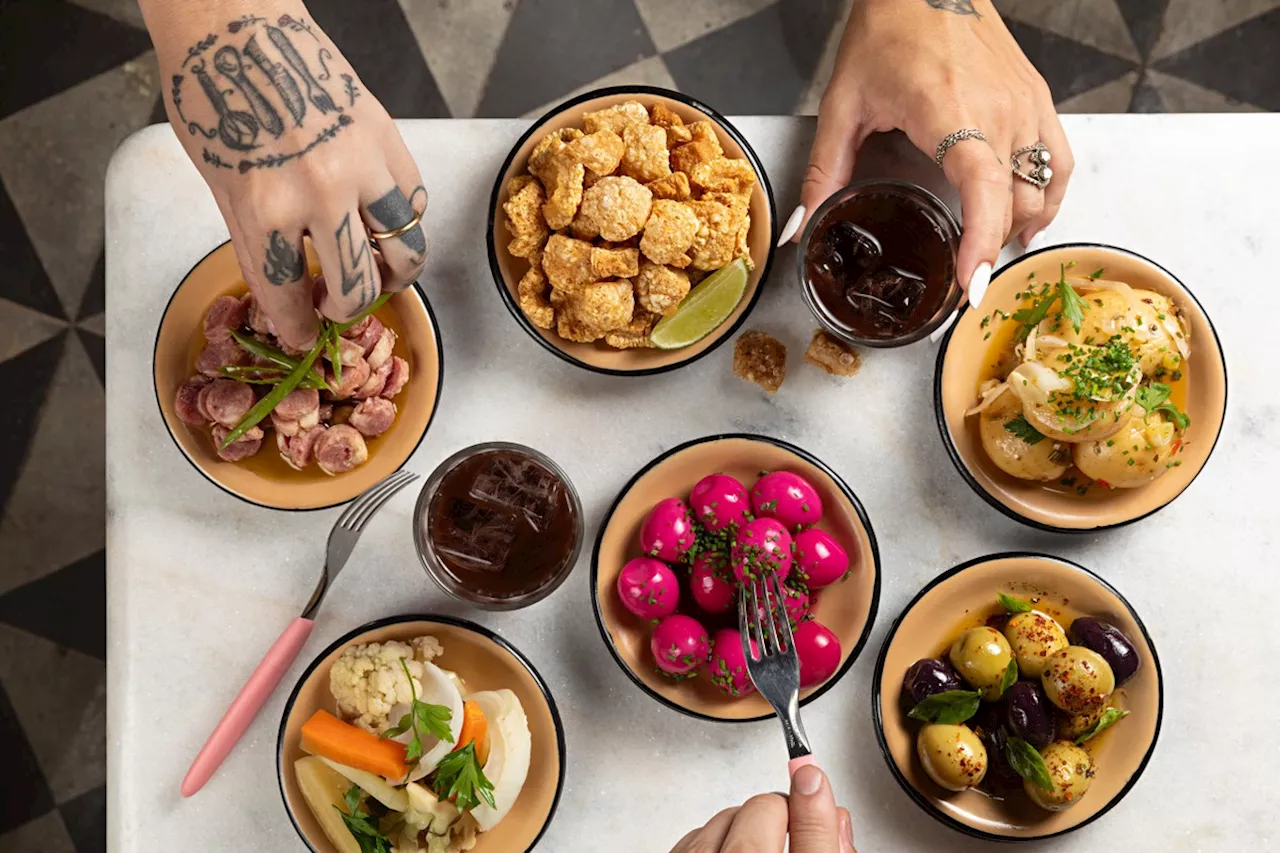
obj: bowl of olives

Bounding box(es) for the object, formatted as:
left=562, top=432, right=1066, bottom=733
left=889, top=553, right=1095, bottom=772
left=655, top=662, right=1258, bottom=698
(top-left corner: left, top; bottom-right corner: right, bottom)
left=872, top=552, right=1162, bottom=841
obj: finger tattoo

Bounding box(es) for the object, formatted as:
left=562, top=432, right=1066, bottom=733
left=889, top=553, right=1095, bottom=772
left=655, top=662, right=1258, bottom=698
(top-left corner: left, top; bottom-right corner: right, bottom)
left=367, top=187, right=426, bottom=255
left=335, top=213, right=376, bottom=308
left=263, top=230, right=304, bottom=284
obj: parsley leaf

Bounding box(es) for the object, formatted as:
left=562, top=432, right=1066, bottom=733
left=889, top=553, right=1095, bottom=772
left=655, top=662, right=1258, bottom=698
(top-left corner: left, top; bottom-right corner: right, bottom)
left=1057, top=272, right=1088, bottom=333
left=380, top=659, right=454, bottom=766
left=1004, top=415, right=1046, bottom=445
left=1135, top=382, right=1190, bottom=429
left=1011, top=290, right=1059, bottom=338
left=431, top=742, right=496, bottom=812
left=336, top=786, right=392, bottom=853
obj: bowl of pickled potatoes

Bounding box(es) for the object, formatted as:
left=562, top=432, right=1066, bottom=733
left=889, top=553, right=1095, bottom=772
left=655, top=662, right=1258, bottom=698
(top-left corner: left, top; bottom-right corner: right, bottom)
left=873, top=553, right=1162, bottom=841
left=934, top=243, right=1226, bottom=532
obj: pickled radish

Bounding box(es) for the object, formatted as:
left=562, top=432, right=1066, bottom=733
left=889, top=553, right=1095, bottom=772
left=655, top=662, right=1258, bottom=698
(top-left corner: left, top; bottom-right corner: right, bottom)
left=751, top=471, right=823, bottom=530
left=616, top=557, right=680, bottom=620
left=640, top=497, right=696, bottom=562
left=651, top=614, right=711, bottom=676
left=689, top=474, right=751, bottom=532
left=689, top=552, right=735, bottom=614
left=731, top=517, right=793, bottom=583
left=795, top=619, right=842, bottom=688
left=709, top=629, right=756, bottom=697
left=794, top=528, right=851, bottom=589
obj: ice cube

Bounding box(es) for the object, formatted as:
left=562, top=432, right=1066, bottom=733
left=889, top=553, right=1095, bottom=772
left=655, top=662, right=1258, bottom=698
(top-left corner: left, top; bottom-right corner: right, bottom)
left=432, top=497, right=518, bottom=572
left=823, top=220, right=882, bottom=284
left=469, top=455, right=561, bottom=530
left=847, top=266, right=927, bottom=332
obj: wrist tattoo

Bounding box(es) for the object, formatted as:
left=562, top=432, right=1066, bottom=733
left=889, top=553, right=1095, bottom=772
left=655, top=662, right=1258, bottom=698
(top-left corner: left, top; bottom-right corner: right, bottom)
left=263, top=230, right=305, bottom=285
left=924, top=0, right=982, bottom=17
left=172, top=14, right=352, bottom=173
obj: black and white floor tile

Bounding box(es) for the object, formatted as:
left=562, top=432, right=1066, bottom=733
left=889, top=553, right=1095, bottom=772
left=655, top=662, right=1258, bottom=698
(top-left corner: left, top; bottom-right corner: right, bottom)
left=0, top=0, right=1274, bottom=848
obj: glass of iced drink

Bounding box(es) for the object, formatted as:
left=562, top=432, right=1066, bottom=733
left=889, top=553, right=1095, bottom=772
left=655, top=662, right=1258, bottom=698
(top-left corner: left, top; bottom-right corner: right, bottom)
left=414, top=442, right=583, bottom=609
left=798, top=180, right=963, bottom=347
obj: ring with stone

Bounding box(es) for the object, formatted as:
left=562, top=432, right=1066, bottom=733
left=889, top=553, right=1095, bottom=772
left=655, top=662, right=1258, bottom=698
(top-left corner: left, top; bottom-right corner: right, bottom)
left=1012, top=142, right=1053, bottom=189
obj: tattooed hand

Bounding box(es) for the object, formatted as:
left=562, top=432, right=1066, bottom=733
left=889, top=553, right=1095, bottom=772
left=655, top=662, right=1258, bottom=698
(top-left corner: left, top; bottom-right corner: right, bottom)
left=790, top=0, right=1071, bottom=306
left=140, top=1, right=428, bottom=347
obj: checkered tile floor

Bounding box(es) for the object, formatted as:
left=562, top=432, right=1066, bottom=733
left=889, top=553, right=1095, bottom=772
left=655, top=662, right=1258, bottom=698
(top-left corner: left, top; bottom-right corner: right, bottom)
left=0, top=0, right=1275, bottom=848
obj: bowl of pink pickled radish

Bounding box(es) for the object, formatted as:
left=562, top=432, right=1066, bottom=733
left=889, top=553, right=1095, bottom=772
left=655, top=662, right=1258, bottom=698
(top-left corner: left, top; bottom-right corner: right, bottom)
left=591, top=433, right=881, bottom=722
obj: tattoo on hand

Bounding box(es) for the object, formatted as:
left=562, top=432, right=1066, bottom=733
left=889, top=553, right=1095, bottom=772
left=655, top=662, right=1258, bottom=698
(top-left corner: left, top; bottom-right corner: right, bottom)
left=367, top=187, right=426, bottom=254
left=341, top=73, right=361, bottom=106
left=925, top=0, right=981, bottom=17
left=264, top=230, right=305, bottom=285
left=335, top=214, right=376, bottom=307
left=172, top=15, right=346, bottom=169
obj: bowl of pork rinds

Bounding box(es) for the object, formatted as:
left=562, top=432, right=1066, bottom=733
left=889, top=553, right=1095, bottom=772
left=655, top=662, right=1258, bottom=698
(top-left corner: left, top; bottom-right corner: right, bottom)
left=487, top=86, right=776, bottom=375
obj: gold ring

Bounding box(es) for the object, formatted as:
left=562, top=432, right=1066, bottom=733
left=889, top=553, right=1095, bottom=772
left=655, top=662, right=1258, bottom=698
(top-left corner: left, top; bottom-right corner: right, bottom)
left=368, top=210, right=422, bottom=242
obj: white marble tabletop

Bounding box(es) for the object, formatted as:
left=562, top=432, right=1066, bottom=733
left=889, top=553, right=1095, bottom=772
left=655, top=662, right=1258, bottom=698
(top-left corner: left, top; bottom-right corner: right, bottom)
left=106, top=115, right=1280, bottom=852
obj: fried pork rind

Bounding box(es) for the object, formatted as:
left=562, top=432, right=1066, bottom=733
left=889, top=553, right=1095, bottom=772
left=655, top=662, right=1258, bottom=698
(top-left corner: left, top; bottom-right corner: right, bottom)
left=577, top=176, right=653, bottom=242
left=733, top=330, right=787, bottom=394
left=582, top=100, right=649, bottom=135
left=634, top=259, right=691, bottom=316
left=734, top=212, right=753, bottom=270
left=621, top=123, right=672, bottom=183
left=573, top=279, right=634, bottom=332
left=542, top=160, right=586, bottom=231
left=604, top=309, right=660, bottom=349
left=557, top=313, right=602, bottom=343
left=565, top=130, right=625, bottom=176
left=804, top=329, right=862, bottom=376
left=689, top=157, right=757, bottom=195
left=591, top=246, right=640, bottom=279
left=670, top=121, right=724, bottom=175
left=650, top=103, right=692, bottom=146
left=542, top=234, right=597, bottom=294
left=699, top=190, right=753, bottom=271
left=529, top=127, right=583, bottom=185
left=507, top=174, right=535, bottom=195
left=647, top=171, right=691, bottom=201
left=640, top=199, right=699, bottom=267
left=517, top=261, right=555, bottom=330
left=686, top=198, right=740, bottom=271
left=503, top=179, right=549, bottom=259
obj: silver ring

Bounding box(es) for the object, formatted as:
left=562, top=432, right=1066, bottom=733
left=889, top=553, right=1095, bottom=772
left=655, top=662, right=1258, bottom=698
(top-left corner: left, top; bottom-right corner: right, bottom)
left=934, top=128, right=987, bottom=167
left=1012, top=141, right=1053, bottom=189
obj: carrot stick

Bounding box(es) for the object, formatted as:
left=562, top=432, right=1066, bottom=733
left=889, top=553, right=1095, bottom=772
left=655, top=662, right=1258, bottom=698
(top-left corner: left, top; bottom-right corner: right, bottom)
left=454, top=700, right=490, bottom=766
left=300, top=710, right=409, bottom=780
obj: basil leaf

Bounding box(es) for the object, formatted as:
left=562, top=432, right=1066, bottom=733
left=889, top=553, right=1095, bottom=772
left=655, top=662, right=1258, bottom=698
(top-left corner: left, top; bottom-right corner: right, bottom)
left=999, top=658, right=1018, bottom=696
left=1075, top=707, right=1129, bottom=745
left=997, top=592, right=1034, bottom=614
left=906, top=689, right=982, bottom=725
left=1005, top=736, right=1055, bottom=791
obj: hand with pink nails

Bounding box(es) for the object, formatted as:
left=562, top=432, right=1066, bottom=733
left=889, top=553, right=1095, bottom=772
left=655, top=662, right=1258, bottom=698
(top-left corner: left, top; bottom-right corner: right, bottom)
left=782, top=0, right=1073, bottom=310
left=669, top=765, right=856, bottom=853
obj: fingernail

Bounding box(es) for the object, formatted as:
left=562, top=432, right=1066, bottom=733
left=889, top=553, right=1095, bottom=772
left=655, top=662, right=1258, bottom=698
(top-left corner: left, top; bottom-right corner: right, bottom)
left=793, top=764, right=825, bottom=796
left=840, top=813, right=856, bottom=852
left=1023, top=229, right=1048, bottom=252
left=777, top=204, right=805, bottom=246
left=968, top=262, right=992, bottom=309
left=929, top=309, right=958, bottom=344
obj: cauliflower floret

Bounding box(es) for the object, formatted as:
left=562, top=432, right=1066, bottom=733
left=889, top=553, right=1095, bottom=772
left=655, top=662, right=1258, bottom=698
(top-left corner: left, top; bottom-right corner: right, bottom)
left=329, top=637, right=443, bottom=733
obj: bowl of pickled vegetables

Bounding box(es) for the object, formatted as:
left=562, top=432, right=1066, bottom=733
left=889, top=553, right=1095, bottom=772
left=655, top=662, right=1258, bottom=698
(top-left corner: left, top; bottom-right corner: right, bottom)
left=873, top=552, right=1162, bottom=841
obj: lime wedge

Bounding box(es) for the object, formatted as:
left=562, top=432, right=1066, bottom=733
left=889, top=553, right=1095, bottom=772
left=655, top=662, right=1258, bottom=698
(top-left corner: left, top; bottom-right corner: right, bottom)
left=650, top=259, right=749, bottom=350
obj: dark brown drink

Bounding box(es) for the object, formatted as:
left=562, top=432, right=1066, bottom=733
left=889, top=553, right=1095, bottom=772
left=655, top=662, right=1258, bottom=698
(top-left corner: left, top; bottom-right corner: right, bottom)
left=801, top=181, right=961, bottom=346
left=416, top=444, right=581, bottom=608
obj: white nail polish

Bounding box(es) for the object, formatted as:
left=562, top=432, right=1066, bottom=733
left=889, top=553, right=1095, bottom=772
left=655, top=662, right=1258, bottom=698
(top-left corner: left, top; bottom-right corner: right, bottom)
left=1024, top=230, right=1048, bottom=252
left=930, top=309, right=959, bottom=343
left=776, top=205, right=805, bottom=247
left=968, top=262, right=992, bottom=310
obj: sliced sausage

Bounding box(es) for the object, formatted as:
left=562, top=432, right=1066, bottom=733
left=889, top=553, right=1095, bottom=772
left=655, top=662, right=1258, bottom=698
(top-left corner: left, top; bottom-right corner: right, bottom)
left=174, top=376, right=211, bottom=425
left=204, top=379, right=255, bottom=428
left=353, top=316, right=385, bottom=354
left=341, top=315, right=373, bottom=339
left=381, top=357, right=410, bottom=399
left=195, top=338, right=249, bottom=378
left=243, top=293, right=277, bottom=336
left=366, top=327, right=397, bottom=370
left=204, top=295, right=247, bottom=344
left=314, top=424, right=369, bottom=475
left=270, top=410, right=300, bottom=437
left=211, top=424, right=264, bottom=462
left=348, top=397, right=396, bottom=438
left=329, top=337, right=364, bottom=367
left=318, top=404, right=334, bottom=422
left=354, top=359, right=390, bottom=400
left=273, top=387, right=320, bottom=422
left=326, top=358, right=371, bottom=400
left=285, top=425, right=326, bottom=470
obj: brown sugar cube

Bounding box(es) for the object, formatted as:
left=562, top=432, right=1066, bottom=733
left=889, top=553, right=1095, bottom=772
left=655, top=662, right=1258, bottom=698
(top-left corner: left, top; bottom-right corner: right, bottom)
left=804, top=329, right=862, bottom=376
left=733, top=331, right=787, bottom=394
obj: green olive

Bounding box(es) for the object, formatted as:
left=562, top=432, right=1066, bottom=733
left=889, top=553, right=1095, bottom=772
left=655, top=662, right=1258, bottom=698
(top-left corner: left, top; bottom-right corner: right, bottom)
left=1024, top=741, right=1093, bottom=811
left=1057, top=706, right=1107, bottom=741
left=1003, top=610, right=1069, bottom=679
left=916, top=724, right=988, bottom=792
left=1041, top=646, right=1115, bottom=714
left=949, top=626, right=1014, bottom=700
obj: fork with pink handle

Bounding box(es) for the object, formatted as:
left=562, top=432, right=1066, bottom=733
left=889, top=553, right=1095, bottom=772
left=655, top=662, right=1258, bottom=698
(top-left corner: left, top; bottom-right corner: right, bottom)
left=180, top=469, right=418, bottom=797
left=740, top=573, right=816, bottom=776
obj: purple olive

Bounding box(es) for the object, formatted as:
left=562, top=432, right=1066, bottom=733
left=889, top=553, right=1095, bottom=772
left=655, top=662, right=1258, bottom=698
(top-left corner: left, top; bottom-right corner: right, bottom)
left=1004, top=682, right=1055, bottom=749
left=1069, top=617, right=1140, bottom=685
left=901, top=658, right=963, bottom=708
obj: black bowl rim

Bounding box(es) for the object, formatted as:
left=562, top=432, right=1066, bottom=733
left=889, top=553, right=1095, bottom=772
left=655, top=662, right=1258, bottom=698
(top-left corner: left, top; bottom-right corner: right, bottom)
left=484, top=84, right=778, bottom=377
left=151, top=239, right=445, bottom=512
left=589, top=431, right=882, bottom=723
left=275, top=613, right=568, bottom=853
left=932, top=241, right=1229, bottom=533
left=870, top=551, right=1164, bottom=843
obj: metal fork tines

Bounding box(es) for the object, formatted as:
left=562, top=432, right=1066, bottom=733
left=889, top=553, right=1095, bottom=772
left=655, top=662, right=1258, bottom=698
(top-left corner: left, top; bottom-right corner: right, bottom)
left=301, top=469, right=418, bottom=619
left=740, top=573, right=811, bottom=761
